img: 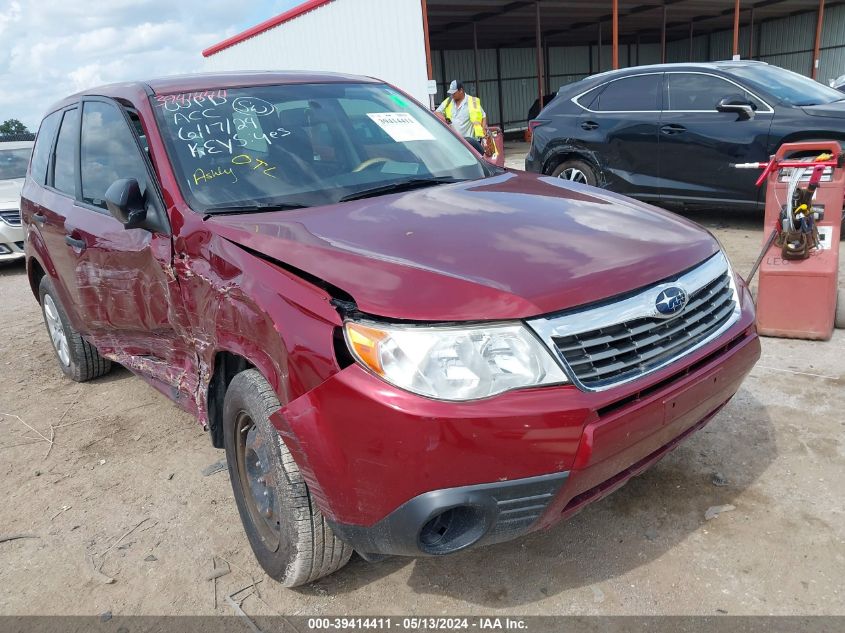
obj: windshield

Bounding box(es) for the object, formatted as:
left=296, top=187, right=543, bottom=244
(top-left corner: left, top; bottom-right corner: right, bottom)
left=152, top=82, right=488, bottom=212
left=728, top=65, right=845, bottom=106
left=0, top=147, right=32, bottom=181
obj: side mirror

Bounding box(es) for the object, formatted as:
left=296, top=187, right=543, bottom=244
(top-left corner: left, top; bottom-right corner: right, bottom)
left=105, top=178, right=147, bottom=229
left=716, top=96, right=755, bottom=121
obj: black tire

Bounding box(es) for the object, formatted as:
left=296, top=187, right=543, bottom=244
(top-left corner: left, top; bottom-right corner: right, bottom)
left=38, top=276, right=111, bottom=382
left=223, top=369, right=352, bottom=587
left=551, top=159, right=598, bottom=186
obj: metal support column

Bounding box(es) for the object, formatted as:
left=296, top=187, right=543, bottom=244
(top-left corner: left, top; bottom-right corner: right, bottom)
left=612, top=0, right=619, bottom=69
left=732, top=0, right=741, bottom=59
left=420, top=0, right=434, bottom=108
left=812, top=0, right=825, bottom=79
left=536, top=0, right=545, bottom=109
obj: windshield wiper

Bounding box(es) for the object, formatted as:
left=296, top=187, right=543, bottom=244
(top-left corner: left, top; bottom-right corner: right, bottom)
left=202, top=202, right=310, bottom=216
left=337, top=177, right=462, bottom=203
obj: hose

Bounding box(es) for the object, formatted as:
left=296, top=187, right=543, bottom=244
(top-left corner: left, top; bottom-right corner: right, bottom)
left=784, top=164, right=808, bottom=233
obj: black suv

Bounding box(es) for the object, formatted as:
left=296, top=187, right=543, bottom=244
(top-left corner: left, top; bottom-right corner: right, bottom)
left=526, top=61, right=845, bottom=210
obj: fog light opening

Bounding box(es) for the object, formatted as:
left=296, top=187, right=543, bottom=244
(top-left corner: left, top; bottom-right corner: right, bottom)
left=418, top=506, right=487, bottom=555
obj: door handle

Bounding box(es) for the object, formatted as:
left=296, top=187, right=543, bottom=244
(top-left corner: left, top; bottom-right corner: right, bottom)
left=32, top=213, right=46, bottom=224
left=64, top=235, right=86, bottom=251
left=581, top=121, right=599, bottom=131
left=660, top=124, right=687, bottom=135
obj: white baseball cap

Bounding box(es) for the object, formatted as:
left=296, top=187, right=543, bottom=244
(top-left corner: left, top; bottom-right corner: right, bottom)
left=447, top=80, right=464, bottom=95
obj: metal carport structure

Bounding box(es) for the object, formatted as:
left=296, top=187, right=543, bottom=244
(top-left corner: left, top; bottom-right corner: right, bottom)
left=204, top=0, right=845, bottom=131
left=425, top=0, right=835, bottom=128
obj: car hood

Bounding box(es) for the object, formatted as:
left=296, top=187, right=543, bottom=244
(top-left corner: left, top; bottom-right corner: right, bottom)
left=801, top=101, right=845, bottom=119
left=0, top=178, right=24, bottom=208
left=205, top=171, right=719, bottom=321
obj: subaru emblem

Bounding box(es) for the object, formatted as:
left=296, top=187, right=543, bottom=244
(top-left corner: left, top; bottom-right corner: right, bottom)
left=655, top=287, right=687, bottom=317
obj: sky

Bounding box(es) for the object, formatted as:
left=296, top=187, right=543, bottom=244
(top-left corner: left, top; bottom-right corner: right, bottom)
left=0, top=0, right=301, bottom=131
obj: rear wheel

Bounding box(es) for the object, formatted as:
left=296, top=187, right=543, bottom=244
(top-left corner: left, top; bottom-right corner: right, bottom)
left=223, top=369, right=352, bottom=587
left=39, top=276, right=111, bottom=382
left=551, top=159, right=598, bottom=186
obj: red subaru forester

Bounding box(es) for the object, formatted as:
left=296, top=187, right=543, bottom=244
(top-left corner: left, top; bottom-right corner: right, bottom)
left=21, top=72, right=760, bottom=586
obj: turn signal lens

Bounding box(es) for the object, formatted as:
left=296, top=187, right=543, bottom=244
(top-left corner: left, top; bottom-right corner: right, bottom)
left=345, top=323, right=389, bottom=376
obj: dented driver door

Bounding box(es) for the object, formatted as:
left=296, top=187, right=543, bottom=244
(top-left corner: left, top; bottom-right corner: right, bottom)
left=67, top=98, right=196, bottom=403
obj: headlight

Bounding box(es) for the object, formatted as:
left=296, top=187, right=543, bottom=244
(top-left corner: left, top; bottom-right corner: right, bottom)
left=344, top=320, right=568, bottom=401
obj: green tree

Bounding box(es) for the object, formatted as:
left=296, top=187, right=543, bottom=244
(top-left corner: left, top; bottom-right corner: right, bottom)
left=0, top=119, right=30, bottom=136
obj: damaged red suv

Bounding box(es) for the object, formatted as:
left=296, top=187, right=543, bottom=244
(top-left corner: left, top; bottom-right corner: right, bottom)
left=22, top=72, right=760, bottom=586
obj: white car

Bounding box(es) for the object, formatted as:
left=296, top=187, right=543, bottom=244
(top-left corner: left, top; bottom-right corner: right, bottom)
left=0, top=140, right=32, bottom=262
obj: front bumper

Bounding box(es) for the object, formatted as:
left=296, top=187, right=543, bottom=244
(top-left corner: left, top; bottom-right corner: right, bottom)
left=272, top=286, right=759, bottom=557
left=328, top=471, right=570, bottom=558
left=0, top=217, right=25, bottom=261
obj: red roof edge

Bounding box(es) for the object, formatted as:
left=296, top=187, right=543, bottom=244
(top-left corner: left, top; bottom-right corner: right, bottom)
left=202, top=0, right=336, bottom=58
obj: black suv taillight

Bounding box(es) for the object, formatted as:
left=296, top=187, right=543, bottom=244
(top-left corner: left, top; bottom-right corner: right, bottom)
left=528, top=119, right=548, bottom=132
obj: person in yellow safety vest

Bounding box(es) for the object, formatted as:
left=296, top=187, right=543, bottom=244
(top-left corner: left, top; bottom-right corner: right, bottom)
left=435, top=80, right=488, bottom=154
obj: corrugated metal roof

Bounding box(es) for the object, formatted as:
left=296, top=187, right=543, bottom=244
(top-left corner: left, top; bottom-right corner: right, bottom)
left=204, top=0, right=843, bottom=60
left=427, top=0, right=833, bottom=48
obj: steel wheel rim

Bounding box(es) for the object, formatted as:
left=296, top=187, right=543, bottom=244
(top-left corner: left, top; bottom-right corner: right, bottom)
left=43, top=295, right=70, bottom=367
left=559, top=168, right=588, bottom=184
left=235, top=412, right=281, bottom=551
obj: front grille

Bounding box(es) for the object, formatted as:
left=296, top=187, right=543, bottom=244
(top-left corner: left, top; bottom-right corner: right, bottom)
left=528, top=253, right=740, bottom=391
left=14, top=241, right=24, bottom=250
left=556, top=273, right=735, bottom=387
left=0, top=209, right=21, bottom=226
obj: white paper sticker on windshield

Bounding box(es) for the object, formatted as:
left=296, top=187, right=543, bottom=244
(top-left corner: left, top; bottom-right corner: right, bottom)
left=367, top=112, right=435, bottom=142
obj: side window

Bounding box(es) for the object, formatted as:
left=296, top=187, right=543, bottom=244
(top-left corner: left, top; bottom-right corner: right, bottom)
left=81, top=101, right=149, bottom=209
left=576, top=86, right=603, bottom=110
left=125, top=109, right=150, bottom=154
left=594, top=75, right=661, bottom=112
left=666, top=73, right=765, bottom=111
left=52, top=108, right=79, bottom=196
left=30, top=111, right=62, bottom=185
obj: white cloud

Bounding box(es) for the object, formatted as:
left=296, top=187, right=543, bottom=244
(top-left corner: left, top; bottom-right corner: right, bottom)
left=0, top=0, right=246, bottom=130
left=0, top=1, right=22, bottom=37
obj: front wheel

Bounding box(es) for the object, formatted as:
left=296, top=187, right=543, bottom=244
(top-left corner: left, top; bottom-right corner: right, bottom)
left=223, top=369, right=352, bottom=587
left=551, top=159, right=598, bottom=186
left=39, top=276, right=111, bottom=382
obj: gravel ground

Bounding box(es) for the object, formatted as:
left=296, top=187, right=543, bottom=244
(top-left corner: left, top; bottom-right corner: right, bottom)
left=0, top=151, right=843, bottom=616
